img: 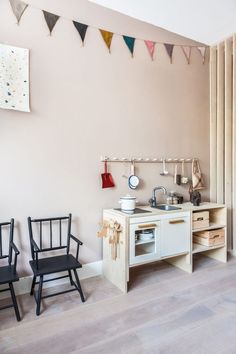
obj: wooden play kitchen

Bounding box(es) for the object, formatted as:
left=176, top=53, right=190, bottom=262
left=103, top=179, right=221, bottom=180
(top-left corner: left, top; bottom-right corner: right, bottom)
left=101, top=202, right=227, bottom=292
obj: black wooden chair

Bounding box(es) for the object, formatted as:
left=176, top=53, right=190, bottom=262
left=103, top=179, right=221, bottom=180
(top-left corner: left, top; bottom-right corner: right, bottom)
left=28, top=213, right=85, bottom=316
left=0, top=219, right=21, bottom=321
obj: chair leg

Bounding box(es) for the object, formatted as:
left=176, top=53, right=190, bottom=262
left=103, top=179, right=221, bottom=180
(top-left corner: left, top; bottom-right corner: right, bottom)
left=30, top=275, right=36, bottom=295
left=36, top=275, right=43, bottom=316
left=9, top=283, right=21, bottom=322
left=73, top=269, right=85, bottom=302
left=68, top=270, right=73, bottom=286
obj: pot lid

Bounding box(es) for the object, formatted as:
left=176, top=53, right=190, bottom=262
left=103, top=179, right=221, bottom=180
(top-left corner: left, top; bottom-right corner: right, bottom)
left=120, top=194, right=136, bottom=200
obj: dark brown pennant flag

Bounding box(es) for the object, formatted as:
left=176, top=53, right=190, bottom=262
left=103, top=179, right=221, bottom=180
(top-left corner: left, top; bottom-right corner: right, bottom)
left=73, top=21, right=88, bottom=45
left=164, top=43, right=174, bottom=63
left=99, top=30, right=114, bottom=53
left=43, top=10, right=60, bottom=35
left=9, top=0, right=28, bottom=24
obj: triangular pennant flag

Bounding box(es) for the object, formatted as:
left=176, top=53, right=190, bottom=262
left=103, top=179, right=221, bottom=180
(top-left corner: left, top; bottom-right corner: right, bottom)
left=145, top=40, right=155, bottom=60
left=181, top=46, right=192, bottom=64
left=123, top=36, right=135, bottom=57
left=197, top=46, right=207, bottom=64
left=9, top=0, right=28, bottom=24
left=43, top=10, right=60, bottom=35
left=164, top=43, right=174, bottom=63
left=73, top=21, right=88, bottom=45
left=99, top=30, right=114, bottom=53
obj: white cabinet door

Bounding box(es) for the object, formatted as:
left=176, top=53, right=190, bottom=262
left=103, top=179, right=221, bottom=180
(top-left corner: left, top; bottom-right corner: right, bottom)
left=160, top=216, right=190, bottom=257
left=129, top=221, right=160, bottom=265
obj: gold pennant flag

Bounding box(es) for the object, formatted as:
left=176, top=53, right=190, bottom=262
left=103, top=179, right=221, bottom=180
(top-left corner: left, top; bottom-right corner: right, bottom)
left=99, top=30, right=114, bottom=52
left=9, top=0, right=28, bottom=24
left=181, top=46, right=192, bottom=64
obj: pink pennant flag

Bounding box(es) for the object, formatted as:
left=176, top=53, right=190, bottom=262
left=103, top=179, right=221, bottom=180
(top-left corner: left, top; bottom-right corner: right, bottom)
left=145, top=40, right=155, bottom=60
left=181, top=46, right=192, bottom=64
left=197, top=46, right=207, bottom=64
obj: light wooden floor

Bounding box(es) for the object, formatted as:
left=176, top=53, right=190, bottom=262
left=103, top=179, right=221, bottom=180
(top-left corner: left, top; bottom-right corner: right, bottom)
left=1, top=254, right=236, bottom=354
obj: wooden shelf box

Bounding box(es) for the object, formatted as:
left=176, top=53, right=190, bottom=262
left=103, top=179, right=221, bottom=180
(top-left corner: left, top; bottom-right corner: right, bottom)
left=192, top=211, right=209, bottom=229
left=193, top=228, right=225, bottom=246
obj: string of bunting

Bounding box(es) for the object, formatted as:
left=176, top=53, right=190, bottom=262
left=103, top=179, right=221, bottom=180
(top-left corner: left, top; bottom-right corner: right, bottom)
left=9, top=0, right=207, bottom=64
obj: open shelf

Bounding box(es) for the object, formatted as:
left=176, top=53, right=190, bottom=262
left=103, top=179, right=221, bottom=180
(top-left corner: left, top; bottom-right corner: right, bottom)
left=135, top=239, right=155, bottom=246
left=192, top=242, right=225, bottom=254
left=192, top=223, right=226, bottom=233
left=135, top=248, right=155, bottom=256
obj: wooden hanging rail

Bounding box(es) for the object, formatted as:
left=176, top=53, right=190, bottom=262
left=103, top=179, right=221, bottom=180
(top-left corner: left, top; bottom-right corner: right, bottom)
left=100, top=156, right=198, bottom=163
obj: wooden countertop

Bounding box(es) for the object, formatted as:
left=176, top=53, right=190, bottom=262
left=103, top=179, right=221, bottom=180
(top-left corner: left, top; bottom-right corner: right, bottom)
left=104, top=202, right=226, bottom=218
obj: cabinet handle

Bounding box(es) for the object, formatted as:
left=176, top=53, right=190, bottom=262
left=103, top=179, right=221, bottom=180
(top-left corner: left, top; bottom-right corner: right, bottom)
left=197, top=217, right=204, bottom=221
left=138, top=223, right=157, bottom=229
left=169, top=220, right=185, bottom=224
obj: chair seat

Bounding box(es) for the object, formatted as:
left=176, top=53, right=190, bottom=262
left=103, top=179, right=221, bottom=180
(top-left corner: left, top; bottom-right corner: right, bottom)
left=0, top=266, right=19, bottom=285
left=29, top=254, right=82, bottom=276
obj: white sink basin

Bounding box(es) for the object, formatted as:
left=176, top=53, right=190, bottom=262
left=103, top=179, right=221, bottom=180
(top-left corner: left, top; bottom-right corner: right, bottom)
left=152, top=204, right=181, bottom=211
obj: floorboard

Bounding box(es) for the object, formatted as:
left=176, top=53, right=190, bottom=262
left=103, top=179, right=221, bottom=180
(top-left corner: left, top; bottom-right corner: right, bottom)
left=1, top=255, right=236, bottom=354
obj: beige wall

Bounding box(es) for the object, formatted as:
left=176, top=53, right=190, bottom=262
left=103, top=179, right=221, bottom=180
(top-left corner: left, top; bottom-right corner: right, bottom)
left=0, top=0, right=209, bottom=275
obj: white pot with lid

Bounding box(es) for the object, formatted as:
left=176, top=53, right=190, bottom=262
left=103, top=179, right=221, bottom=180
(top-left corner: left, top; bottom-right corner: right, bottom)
left=119, top=195, right=137, bottom=212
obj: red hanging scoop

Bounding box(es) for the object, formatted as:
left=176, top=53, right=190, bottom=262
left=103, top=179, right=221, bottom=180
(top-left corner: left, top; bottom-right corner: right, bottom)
left=101, top=160, right=115, bottom=188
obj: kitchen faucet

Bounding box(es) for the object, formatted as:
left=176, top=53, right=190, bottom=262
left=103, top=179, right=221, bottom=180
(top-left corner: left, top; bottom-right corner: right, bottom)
left=149, top=186, right=167, bottom=207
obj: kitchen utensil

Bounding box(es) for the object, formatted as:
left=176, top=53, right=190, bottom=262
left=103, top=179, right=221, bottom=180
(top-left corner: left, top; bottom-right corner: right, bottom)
left=176, top=194, right=184, bottom=204
left=119, top=195, right=137, bottom=212
left=139, top=230, right=154, bottom=241
left=166, top=196, right=173, bottom=205
left=97, top=221, right=109, bottom=238
left=181, top=161, right=189, bottom=184
left=174, top=164, right=181, bottom=185
left=128, top=161, right=140, bottom=189
left=190, top=186, right=202, bottom=206
left=101, top=160, right=115, bottom=188
left=160, top=159, right=169, bottom=176
left=166, top=191, right=179, bottom=204
left=192, top=159, right=205, bottom=190
left=108, top=221, right=122, bottom=260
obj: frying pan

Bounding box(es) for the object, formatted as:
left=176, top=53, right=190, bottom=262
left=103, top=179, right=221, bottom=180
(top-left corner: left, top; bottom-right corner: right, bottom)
left=101, top=160, right=115, bottom=188
left=128, top=161, right=140, bottom=189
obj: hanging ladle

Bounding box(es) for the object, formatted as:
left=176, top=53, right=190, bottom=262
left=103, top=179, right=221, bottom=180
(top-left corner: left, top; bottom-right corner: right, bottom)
left=160, top=159, right=169, bottom=176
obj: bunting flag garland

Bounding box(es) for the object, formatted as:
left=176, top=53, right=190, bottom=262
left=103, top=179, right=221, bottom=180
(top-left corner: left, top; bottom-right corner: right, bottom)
left=99, top=30, right=114, bottom=53
left=145, top=40, right=155, bottom=60
left=123, top=36, right=135, bottom=57
left=73, top=21, right=88, bottom=45
left=9, top=0, right=28, bottom=24
left=8, top=0, right=208, bottom=64
left=164, top=43, right=174, bottom=63
left=197, top=46, right=206, bottom=64
left=181, top=46, right=192, bottom=64
left=43, top=11, right=60, bottom=35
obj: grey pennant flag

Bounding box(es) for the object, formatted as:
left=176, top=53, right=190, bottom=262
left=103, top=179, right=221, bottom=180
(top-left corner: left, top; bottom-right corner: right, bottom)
left=43, top=11, right=60, bottom=35
left=164, top=43, right=174, bottom=63
left=9, top=0, right=28, bottom=24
